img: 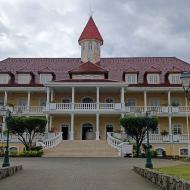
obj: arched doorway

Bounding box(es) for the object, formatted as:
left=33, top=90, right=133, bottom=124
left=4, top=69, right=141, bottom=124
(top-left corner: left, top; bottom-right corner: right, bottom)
left=105, top=124, right=114, bottom=139
left=82, top=123, right=94, bottom=140
left=82, top=97, right=94, bottom=103
left=61, top=124, right=70, bottom=140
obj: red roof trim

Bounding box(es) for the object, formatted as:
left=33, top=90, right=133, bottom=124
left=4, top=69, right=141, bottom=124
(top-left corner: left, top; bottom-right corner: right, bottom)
left=128, top=83, right=182, bottom=87
left=53, top=79, right=118, bottom=82
left=0, top=84, right=43, bottom=87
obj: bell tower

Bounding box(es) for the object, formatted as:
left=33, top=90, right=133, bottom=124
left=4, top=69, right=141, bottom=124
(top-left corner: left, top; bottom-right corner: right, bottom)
left=78, top=17, right=103, bottom=63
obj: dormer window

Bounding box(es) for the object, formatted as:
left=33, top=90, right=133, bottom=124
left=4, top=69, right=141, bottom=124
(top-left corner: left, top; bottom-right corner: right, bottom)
left=0, top=74, right=11, bottom=84
left=18, top=74, right=31, bottom=84
left=168, top=74, right=181, bottom=84
left=147, top=74, right=160, bottom=84
left=40, top=74, right=53, bottom=84
left=125, top=74, right=137, bottom=84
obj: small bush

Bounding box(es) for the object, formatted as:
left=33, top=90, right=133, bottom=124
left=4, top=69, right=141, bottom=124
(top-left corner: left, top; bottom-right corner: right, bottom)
left=151, top=150, right=158, bottom=158
left=9, top=150, right=44, bottom=157
left=10, top=150, right=19, bottom=156
left=30, top=146, right=43, bottom=151
left=21, top=150, right=44, bottom=157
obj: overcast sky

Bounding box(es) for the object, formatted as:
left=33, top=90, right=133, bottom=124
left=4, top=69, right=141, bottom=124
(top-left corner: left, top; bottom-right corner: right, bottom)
left=0, top=0, right=190, bottom=62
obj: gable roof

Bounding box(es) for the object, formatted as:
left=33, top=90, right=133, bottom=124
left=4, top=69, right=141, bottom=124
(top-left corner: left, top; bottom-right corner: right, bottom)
left=146, top=66, right=161, bottom=73
left=69, top=61, right=108, bottom=74
left=38, top=66, right=55, bottom=74
left=124, top=67, right=139, bottom=73
left=78, top=17, right=103, bottom=44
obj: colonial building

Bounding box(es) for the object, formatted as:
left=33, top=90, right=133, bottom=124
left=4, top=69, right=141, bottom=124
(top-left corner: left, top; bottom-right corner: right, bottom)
left=0, top=16, right=190, bottom=157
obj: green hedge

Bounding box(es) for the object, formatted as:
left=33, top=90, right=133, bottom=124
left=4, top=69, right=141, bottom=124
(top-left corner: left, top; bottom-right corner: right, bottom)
left=8, top=150, right=44, bottom=157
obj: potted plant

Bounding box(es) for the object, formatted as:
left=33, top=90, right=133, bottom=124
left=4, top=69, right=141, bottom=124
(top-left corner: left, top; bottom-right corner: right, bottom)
left=161, top=130, right=169, bottom=142
left=171, top=101, right=179, bottom=112
left=161, top=130, right=169, bottom=136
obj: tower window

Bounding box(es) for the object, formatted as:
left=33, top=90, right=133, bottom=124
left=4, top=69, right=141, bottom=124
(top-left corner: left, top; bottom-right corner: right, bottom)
left=88, top=41, right=92, bottom=50
left=83, top=43, right=85, bottom=50
left=96, top=44, right=99, bottom=51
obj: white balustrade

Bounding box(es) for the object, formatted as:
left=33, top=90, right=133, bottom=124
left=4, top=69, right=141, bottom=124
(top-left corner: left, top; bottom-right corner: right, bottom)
left=107, top=132, right=123, bottom=150
left=125, top=106, right=145, bottom=113
left=55, top=103, right=72, bottom=110
left=46, top=103, right=190, bottom=114
left=37, top=132, right=62, bottom=149
left=99, top=103, right=115, bottom=110
left=74, top=103, right=97, bottom=110
left=13, top=106, right=44, bottom=114
left=106, top=132, right=133, bottom=156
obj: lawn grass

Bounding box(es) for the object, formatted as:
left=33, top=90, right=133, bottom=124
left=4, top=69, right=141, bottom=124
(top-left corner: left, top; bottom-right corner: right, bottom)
left=155, top=164, right=190, bottom=180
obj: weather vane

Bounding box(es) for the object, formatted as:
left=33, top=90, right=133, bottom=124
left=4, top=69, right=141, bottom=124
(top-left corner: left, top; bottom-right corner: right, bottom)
left=89, top=0, right=94, bottom=17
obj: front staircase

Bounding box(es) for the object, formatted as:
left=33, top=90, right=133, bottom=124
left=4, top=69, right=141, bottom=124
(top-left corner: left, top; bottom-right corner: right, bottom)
left=43, top=140, right=119, bottom=157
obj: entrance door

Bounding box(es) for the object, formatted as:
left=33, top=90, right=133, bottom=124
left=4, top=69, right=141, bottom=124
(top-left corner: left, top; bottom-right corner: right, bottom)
left=82, top=123, right=93, bottom=140
left=106, top=124, right=114, bottom=139
left=61, top=124, right=70, bottom=140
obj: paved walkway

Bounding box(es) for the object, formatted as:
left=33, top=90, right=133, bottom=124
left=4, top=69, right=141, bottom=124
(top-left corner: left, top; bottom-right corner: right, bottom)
left=0, top=158, right=182, bottom=190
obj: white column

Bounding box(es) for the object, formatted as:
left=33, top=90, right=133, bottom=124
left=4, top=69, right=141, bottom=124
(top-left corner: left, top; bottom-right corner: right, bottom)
left=168, top=91, right=171, bottom=106
left=49, top=115, right=52, bottom=131
left=120, top=113, right=125, bottom=131
left=50, top=89, right=54, bottom=102
left=169, top=116, right=172, bottom=136
left=2, top=116, right=6, bottom=132
left=4, top=91, right=7, bottom=106
left=27, top=91, right=31, bottom=108
left=72, top=87, right=75, bottom=110
left=47, top=87, right=50, bottom=104
left=96, top=113, right=99, bottom=140
left=96, top=87, right=99, bottom=110
left=144, top=91, right=147, bottom=112
left=70, top=114, right=74, bottom=140
left=121, top=87, right=125, bottom=111
left=46, top=114, right=49, bottom=133
left=46, top=87, right=50, bottom=110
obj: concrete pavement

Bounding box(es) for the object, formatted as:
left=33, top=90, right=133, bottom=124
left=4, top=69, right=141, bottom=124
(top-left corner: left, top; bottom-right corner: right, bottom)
left=0, top=158, right=182, bottom=190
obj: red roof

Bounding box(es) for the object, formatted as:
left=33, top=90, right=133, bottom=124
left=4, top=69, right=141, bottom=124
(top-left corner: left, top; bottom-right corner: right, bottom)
left=167, top=66, right=182, bottom=73
left=69, top=61, right=108, bottom=74
left=0, top=57, right=190, bottom=85
left=78, top=17, right=103, bottom=44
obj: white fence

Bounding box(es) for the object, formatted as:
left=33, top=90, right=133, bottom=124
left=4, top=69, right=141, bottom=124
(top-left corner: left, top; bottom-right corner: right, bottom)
left=12, top=106, right=45, bottom=114
left=36, top=132, right=62, bottom=149
left=106, top=132, right=133, bottom=156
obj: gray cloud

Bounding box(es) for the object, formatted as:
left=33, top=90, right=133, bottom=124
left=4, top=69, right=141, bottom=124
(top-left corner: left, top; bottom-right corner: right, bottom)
left=0, top=0, right=190, bottom=62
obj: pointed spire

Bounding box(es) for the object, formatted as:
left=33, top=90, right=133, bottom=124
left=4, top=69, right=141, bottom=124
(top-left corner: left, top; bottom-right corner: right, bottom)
left=78, top=17, right=103, bottom=44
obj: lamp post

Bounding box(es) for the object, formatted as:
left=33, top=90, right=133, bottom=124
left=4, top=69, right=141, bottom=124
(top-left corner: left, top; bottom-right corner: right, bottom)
left=145, top=111, right=153, bottom=169
left=180, top=72, right=190, bottom=159
left=1, top=107, right=12, bottom=167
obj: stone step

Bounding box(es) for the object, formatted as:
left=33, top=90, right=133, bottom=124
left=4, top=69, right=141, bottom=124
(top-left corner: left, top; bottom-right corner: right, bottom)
left=44, top=140, right=119, bottom=157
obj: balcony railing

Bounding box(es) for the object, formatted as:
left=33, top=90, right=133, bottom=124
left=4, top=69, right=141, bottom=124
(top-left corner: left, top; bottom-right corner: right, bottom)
left=109, top=132, right=190, bottom=144
left=48, top=103, right=122, bottom=111
left=47, top=103, right=190, bottom=114
left=12, top=106, right=45, bottom=115
left=2, top=104, right=190, bottom=115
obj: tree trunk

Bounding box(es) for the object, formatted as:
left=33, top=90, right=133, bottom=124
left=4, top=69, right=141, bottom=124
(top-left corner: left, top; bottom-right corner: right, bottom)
left=136, top=142, right=141, bottom=158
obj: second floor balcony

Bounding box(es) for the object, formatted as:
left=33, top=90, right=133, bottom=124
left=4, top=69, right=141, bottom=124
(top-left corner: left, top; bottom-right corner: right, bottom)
left=45, top=103, right=190, bottom=115
left=0, top=104, right=189, bottom=116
